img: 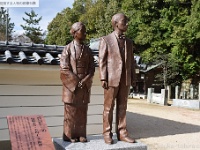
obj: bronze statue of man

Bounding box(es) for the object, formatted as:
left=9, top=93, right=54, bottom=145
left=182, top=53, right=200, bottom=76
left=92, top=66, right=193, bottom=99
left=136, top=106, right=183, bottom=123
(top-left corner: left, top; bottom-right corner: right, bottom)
left=99, top=13, right=136, bottom=144
left=60, top=22, right=95, bottom=143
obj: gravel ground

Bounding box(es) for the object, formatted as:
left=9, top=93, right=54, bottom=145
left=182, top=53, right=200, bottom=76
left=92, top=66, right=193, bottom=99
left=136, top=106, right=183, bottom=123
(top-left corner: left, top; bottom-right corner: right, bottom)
left=126, top=99, right=200, bottom=150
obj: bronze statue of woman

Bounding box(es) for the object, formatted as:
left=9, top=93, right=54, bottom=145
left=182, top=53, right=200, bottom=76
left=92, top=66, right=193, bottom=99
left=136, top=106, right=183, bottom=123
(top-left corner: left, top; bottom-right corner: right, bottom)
left=60, top=22, right=95, bottom=143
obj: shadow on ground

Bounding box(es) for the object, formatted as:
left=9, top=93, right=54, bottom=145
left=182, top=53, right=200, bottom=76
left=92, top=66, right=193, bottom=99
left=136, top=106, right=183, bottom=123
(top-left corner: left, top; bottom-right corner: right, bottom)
left=126, top=112, right=200, bottom=139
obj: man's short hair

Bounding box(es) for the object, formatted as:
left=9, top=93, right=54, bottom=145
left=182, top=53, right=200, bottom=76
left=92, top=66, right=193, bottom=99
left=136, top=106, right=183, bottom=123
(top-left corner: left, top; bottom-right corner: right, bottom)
left=111, top=13, right=127, bottom=28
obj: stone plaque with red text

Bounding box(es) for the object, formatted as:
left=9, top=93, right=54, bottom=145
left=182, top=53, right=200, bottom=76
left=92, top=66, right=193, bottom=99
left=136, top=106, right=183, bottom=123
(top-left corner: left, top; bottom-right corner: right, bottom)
left=7, top=115, right=55, bottom=150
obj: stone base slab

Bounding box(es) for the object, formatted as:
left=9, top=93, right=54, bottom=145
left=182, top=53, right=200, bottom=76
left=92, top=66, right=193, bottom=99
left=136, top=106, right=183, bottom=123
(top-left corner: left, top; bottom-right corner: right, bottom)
left=53, top=134, right=147, bottom=150
left=172, top=99, right=200, bottom=110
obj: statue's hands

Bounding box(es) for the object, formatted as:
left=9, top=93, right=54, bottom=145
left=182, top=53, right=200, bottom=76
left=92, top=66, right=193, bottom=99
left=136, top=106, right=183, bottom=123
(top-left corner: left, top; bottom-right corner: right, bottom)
left=101, top=81, right=108, bottom=89
left=81, top=78, right=87, bottom=87
left=78, top=81, right=82, bottom=88
left=78, top=78, right=86, bottom=88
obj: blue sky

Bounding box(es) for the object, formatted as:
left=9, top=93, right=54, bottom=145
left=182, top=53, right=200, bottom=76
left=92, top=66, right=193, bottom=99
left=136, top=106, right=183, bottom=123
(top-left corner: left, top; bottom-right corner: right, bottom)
left=8, top=0, right=74, bottom=35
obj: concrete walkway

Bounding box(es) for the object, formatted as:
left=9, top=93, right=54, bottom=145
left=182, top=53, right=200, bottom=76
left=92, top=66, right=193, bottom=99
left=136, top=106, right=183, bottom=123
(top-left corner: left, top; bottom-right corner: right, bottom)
left=126, top=99, right=200, bottom=150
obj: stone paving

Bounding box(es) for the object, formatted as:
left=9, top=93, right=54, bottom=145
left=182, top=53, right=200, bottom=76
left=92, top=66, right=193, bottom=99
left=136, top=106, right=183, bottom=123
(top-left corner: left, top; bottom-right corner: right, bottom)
left=126, top=99, right=200, bottom=150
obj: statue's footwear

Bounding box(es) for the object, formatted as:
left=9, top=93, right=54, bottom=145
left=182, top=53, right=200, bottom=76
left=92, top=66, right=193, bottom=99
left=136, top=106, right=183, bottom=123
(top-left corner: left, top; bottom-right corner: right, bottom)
left=70, top=138, right=78, bottom=143
left=79, top=137, right=87, bottom=142
left=104, top=135, right=113, bottom=144
left=118, top=136, right=135, bottom=143
left=63, top=133, right=78, bottom=143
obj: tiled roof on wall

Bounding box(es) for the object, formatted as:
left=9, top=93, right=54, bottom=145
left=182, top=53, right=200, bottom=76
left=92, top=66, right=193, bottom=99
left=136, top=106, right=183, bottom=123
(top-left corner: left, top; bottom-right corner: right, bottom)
left=0, top=41, right=64, bottom=65
left=0, top=40, right=149, bottom=69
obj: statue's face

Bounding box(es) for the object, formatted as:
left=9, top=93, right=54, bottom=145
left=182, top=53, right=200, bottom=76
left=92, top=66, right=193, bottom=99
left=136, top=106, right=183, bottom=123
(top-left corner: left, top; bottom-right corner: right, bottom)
left=116, top=15, right=128, bottom=32
left=74, top=25, right=86, bottom=41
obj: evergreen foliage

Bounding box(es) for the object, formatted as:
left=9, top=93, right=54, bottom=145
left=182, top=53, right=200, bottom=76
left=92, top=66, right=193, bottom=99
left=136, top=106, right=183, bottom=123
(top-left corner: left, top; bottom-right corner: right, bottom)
left=46, top=0, right=200, bottom=83
left=0, top=7, right=15, bottom=41
left=21, top=9, right=44, bottom=43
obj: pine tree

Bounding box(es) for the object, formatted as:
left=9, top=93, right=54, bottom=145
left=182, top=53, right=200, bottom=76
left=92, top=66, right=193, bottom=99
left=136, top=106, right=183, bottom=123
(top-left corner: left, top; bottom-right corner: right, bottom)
left=0, top=7, right=15, bottom=41
left=21, top=9, right=44, bottom=43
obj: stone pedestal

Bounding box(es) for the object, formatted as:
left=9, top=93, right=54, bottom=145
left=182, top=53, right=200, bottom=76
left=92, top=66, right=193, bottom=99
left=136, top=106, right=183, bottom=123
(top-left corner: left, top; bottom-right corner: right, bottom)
left=167, top=85, right=171, bottom=100
left=53, top=134, right=147, bottom=150
left=175, top=86, right=179, bottom=99
left=147, top=88, right=154, bottom=103
left=190, top=84, right=194, bottom=99
left=161, top=89, right=168, bottom=106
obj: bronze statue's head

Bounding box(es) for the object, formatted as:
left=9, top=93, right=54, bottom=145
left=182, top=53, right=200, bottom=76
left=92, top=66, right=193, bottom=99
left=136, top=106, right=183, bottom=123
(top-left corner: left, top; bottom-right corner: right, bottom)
left=70, top=22, right=86, bottom=41
left=111, top=13, right=129, bottom=32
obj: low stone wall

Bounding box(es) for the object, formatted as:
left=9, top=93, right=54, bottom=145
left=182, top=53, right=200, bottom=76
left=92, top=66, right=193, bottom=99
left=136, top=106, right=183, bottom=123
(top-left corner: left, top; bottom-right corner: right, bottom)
left=147, top=88, right=168, bottom=105
left=172, top=99, right=200, bottom=110
left=172, top=83, right=200, bottom=110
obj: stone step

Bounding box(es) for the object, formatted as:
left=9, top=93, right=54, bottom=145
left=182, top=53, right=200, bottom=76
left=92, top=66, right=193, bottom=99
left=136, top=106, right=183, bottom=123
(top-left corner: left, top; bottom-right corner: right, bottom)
left=53, top=134, right=147, bottom=150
